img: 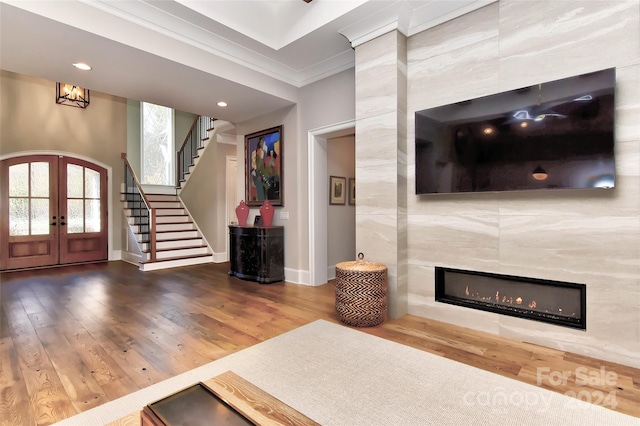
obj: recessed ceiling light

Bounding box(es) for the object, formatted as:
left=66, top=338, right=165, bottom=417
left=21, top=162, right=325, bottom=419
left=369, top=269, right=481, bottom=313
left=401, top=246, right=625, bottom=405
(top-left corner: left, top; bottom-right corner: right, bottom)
left=73, top=63, right=92, bottom=71
left=217, top=101, right=227, bottom=107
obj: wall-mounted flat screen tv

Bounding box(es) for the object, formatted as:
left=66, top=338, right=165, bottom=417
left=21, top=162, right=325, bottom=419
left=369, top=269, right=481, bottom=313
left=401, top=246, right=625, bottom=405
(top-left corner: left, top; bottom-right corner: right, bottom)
left=415, top=68, right=616, bottom=194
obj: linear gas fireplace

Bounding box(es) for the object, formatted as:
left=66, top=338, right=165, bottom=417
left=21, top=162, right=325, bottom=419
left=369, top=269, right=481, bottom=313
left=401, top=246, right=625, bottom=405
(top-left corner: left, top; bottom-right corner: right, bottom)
left=435, top=267, right=586, bottom=330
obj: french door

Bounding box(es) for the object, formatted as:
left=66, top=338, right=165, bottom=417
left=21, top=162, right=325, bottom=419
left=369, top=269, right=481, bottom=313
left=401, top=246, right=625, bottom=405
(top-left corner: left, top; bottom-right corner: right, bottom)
left=0, top=155, right=108, bottom=270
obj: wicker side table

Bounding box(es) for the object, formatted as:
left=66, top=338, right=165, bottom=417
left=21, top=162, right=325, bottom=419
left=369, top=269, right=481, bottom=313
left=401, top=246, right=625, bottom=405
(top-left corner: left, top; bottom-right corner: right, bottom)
left=335, top=254, right=388, bottom=327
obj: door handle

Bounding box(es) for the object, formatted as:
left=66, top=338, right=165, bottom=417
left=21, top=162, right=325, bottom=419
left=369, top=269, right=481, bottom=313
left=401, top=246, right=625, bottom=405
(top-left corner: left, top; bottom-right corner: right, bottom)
left=51, top=222, right=57, bottom=226
left=60, top=222, right=66, bottom=226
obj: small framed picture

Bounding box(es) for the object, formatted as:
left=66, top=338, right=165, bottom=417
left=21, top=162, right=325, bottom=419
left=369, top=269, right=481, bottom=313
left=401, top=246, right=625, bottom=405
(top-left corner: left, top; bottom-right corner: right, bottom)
left=329, top=176, right=346, bottom=205
left=348, top=178, right=355, bottom=205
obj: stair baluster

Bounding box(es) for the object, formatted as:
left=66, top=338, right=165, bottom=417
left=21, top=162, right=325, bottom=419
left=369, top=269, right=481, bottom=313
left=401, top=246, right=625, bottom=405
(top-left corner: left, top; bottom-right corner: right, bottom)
left=176, top=115, right=215, bottom=187
left=122, top=153, right=157, bottom=261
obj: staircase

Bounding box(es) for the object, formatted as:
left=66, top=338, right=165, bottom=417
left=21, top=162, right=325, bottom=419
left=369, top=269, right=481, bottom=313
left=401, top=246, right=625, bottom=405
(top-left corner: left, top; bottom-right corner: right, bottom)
left=121, top=115, right=233, bottom=271
left=123, top=188, right=213, bottom=271
left=177, top=117, right=234, bottom=190
left=121, top=117, right=221, bottom=271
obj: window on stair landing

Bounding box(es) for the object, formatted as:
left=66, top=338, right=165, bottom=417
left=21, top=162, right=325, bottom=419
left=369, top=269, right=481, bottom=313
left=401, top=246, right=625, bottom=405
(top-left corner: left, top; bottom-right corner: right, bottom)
left=141, top=102, right=174, bottom=185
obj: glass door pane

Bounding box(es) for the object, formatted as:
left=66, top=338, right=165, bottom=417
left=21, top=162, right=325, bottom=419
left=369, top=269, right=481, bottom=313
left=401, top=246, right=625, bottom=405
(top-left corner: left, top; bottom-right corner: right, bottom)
left=66, top=164, right=102, bottom=233
left=30, top=199, right=50, bottom=235
left=85, top=168, right=101, bottom=232
left=9, top=198, right=29, bottom=236
left=67, top=199, right=84, bottom=233
left=8, top=162, right=50, bottom=236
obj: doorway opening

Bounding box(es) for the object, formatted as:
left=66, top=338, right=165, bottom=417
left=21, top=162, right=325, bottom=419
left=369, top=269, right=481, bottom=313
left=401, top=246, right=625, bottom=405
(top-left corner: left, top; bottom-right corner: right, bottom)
left=308, top=120, right=355, bottom=286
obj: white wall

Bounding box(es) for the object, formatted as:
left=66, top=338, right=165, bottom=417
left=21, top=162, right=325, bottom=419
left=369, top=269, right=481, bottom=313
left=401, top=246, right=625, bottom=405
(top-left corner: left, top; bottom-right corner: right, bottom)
left=126, top=99, right=141, bottom=177
left=298, top=69, right=356, bottom=276
left=0, top=70, right=127, bottom=253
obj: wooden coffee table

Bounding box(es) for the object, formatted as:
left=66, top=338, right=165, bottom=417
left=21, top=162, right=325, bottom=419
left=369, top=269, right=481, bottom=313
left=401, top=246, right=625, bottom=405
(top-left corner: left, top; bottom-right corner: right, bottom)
left=135, top=371, right=319, bottom=426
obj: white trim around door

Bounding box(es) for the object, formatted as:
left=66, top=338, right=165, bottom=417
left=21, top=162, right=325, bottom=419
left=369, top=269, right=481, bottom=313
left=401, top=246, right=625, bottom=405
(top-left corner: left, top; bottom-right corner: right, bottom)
left=307, top=120, right=355, bottom=286
left=0, top=150, right=115, bottom=262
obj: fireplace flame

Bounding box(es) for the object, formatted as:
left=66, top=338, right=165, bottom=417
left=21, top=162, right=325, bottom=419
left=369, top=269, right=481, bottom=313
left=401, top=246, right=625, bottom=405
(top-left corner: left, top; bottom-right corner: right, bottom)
left=465, top=285, right=469, bottom=296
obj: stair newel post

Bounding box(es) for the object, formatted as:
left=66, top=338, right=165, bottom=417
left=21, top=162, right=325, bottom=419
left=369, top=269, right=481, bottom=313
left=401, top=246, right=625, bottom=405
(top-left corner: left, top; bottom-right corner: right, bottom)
left=150, top=208, right=157, bottom=261
left=176, top=149, right=182, bottom=188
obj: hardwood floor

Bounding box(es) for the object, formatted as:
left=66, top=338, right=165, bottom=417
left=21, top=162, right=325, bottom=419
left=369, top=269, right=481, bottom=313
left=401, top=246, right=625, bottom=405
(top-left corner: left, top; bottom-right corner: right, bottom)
left=1, top=261, right=638, bottom=425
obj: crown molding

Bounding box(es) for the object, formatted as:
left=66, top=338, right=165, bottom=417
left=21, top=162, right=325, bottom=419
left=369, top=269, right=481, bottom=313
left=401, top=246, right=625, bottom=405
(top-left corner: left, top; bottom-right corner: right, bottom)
left=339, top=0, right=497, bottom=48
left=84, top=0, right=347, bottom=88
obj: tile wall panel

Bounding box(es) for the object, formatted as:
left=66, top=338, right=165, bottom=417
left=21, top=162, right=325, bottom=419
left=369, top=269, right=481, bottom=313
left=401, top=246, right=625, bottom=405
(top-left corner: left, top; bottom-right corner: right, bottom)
left=355, top=31, right=408, bottom=317
left=356, top=32, right=400, bottom=121
left=408, top=263, right=501, bottom=333
left=499, top=0, right=640, bottom=91
left=401, top=0, right=640, bottom=366
left=615, top=65, right=640, bottom=144
left=408, top=39, right=500, bottom=114
left=407, top=214, right=500, bottom=273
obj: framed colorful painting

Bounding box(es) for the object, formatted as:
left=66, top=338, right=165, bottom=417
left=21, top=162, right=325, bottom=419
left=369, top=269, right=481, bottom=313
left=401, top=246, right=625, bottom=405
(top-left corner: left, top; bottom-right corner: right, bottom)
left=245, top=125, right=283, bottom=206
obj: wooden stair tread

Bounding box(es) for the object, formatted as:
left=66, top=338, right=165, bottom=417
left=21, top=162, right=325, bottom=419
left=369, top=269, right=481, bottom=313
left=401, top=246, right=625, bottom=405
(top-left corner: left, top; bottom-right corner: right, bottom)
left=156, top=229, right=197, bottom=234
left=144, top=245, right=208, bottom=253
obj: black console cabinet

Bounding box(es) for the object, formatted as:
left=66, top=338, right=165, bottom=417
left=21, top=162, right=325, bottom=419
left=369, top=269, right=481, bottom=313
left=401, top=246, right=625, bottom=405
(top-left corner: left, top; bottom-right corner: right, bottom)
left=228, top=225, right=284, bottom=284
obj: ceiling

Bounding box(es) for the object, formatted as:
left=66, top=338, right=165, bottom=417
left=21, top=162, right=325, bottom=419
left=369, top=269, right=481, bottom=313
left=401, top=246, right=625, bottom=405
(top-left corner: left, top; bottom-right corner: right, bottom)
left=0, top=0, right=494, bottom=124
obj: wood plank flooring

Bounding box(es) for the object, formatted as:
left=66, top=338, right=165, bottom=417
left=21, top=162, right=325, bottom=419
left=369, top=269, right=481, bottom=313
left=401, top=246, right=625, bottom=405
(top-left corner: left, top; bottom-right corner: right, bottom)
left=1, top=261, right=638, bottom=425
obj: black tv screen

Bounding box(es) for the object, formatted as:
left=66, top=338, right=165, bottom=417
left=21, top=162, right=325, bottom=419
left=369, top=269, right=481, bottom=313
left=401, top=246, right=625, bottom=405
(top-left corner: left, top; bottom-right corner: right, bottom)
left=415, top=68, right=616, bottom=194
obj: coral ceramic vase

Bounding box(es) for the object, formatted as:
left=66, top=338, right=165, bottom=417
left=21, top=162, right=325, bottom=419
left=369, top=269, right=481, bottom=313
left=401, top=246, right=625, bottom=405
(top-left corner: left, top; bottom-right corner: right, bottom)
left=235, top=200, right=249, bottom=226
left=260, top=200, right=274, bottom=227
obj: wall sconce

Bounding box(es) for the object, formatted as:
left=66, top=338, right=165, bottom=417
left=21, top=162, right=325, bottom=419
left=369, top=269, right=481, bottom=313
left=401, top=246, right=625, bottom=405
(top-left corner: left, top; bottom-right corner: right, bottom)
left=532, top=166, right=548, bottom=181
left=56, top=83, right=90, bottom=108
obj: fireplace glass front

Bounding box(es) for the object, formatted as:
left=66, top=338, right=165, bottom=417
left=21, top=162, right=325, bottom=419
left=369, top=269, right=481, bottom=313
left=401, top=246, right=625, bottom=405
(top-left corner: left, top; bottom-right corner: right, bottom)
left=435, top=267, right=586, bottom=330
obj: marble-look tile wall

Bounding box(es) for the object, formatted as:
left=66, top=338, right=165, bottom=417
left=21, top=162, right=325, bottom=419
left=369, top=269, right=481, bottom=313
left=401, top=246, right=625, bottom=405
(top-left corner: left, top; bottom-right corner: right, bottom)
left=401, top=1, right=639, bottom=367
left=355, top=31, right=408, bottom=318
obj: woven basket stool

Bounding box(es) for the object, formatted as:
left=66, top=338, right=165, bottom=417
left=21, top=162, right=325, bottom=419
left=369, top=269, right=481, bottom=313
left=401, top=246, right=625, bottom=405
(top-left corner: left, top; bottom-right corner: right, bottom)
left=335, top=254, right=388, bottom=327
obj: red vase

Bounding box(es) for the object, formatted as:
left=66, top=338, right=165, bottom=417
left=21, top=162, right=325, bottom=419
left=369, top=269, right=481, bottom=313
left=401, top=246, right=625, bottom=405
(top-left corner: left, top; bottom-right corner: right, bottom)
left=260, top=200, right=274, bottom=227
left=235, top=200, right=249, bottom=226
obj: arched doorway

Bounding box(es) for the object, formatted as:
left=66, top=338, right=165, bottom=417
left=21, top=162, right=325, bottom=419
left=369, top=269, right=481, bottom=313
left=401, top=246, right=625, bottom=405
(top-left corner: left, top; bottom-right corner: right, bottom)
left=1, top=155, right=108, bottom=270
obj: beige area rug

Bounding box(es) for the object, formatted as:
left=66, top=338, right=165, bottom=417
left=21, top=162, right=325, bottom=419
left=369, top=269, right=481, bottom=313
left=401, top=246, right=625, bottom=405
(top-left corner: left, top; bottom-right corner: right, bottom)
left=54, top=319, right=638, bottom=426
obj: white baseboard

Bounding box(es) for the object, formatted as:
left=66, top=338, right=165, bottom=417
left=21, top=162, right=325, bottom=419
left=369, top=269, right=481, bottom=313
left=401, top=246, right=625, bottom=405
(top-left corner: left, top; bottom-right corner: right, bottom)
left=140, top=255, right=213, bottom=271
left=285, top=268, right=319, bottom=286
left=110, top=250, right=122, bottom=261
left=327, top=265, right=336, bottom=281
left=121, top=251, right=142, bottom=267
left=212, top=252, right=228, bottom=263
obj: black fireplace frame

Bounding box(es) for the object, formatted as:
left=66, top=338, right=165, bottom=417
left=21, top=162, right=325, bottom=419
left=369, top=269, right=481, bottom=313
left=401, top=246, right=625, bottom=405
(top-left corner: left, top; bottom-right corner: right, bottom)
left=435, top=267, right=587, bottom=330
